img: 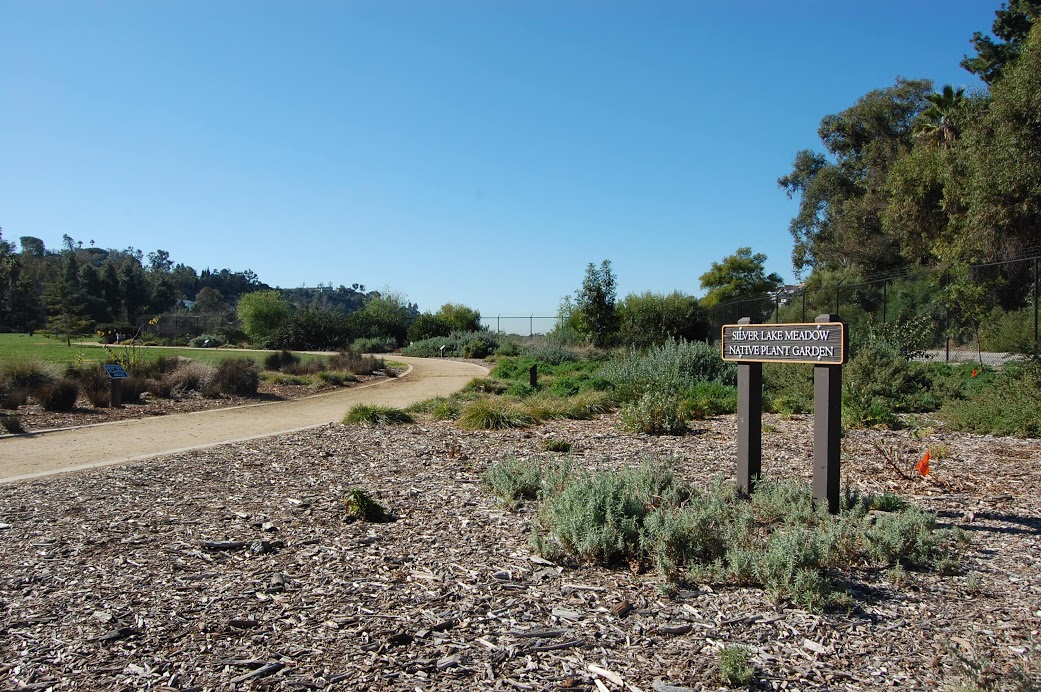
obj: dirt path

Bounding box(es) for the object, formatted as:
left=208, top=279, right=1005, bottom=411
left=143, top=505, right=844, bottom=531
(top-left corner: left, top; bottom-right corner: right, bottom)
left=0, top=356, right=487, bottom=483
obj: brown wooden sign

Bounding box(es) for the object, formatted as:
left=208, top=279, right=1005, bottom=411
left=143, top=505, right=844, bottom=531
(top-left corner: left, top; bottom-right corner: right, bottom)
left=721, top=322, right=846, bottom=365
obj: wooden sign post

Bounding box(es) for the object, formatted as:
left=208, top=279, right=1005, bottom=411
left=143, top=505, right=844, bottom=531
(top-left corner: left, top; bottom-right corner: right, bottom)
left=103, top=364, right=129, bottom=409
left=721, top=314, right=847, bottom=513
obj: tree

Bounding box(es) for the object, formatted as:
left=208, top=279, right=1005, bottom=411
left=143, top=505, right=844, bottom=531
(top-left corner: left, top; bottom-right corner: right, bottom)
left=617, top=291, right=703, bottom=349
left=118, top=259, right=149, bottom=322
left=350, top=292, right=417, bottom=346
left=962, top=0, right=1041, bottom=84
left=194, top=287, right=226, bottom=314
left=237, top=290, right=290, bottom=347
left=407, top=313, right=452, bottom=342
left=699, top=248, right=783, bottom=310
left=435, top=303, right=482, bottom=332
left=913, top=85, right=966, bottom=149
left=43, top=273, right=91, bottom=346
left=779, top=78, right=932, bottom=274
left=574, top=260, right=619, bottom=348
left=957, top=24, right=1041, bottom=264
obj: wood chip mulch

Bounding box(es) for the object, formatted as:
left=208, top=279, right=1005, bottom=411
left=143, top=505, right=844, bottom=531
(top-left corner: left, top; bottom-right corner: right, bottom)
left=1, top=412, right=1039, bottom=691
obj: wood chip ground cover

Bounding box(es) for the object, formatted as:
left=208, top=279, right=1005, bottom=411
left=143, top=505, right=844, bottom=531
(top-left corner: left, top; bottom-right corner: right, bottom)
left=1, top=413, right=1039, bottom=690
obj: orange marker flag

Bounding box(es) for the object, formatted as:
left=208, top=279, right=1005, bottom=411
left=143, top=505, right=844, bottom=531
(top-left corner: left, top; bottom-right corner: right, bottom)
left=916, top=451, right=931, bottom=477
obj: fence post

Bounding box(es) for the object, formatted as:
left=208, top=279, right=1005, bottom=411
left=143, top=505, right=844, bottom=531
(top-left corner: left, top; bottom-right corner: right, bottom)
left=1034, top=257, right=1039, bottom=355
left=735, top=317, right=762, bottom=496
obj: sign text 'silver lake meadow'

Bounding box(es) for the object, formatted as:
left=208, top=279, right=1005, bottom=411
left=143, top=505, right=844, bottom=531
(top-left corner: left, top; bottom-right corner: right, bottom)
left=721, top=322, right=847, bottom=365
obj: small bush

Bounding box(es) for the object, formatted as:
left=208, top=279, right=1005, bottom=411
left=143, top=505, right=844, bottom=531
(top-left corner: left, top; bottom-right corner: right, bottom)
left=679, top=380, right=738, bottom=419
left=483, top=458, right=543, bottom=503
left=327, top=350, right=384, bottom=375
left=352, top=336, right=397, bottom=354
left=120, top=375, right=150, bottom=404
left=316, top=371, right=358, bottom=386
left=38, top=379, right=80, bottom=411
left=457, top=397, right=534, bottom=430
left=343, top=488, right=386, bottom=521
left=189, top=333, right=225, bottom=348
left=65, top=364, right=109, bottom=407
left=402, top=330, right=500, bottom=358
left=941, top=360, right=1041, bottom=437
left=601, top=339, right=735, bottom=404
left=203, top=359, right=260, bottom=397
left=0, top=383, right=28, bottom=410
left=165, top=362, right=214, bottom=394
left=543, top=439, right=572, bottom=453
left=262, top=372, right=311, bottom=386
left=406, top=396, right=462, bottom=420
left=462, top=378, right=510, bottom=395
left=343, top=404, right=413, bottom=426
left=718, top=645, right=756, bottom=687
left=264, top=350, right=301, bottom=371
left=1, top=358, right=56, bottom=392
left=619, top=390, right=687, bottom=435
left=1, top=413, right=24, bottom=434
left=523, top=343, right=579, bottom=365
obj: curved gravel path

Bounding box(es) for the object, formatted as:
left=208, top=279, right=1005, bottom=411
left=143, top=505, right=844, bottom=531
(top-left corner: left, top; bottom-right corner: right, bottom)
left=0, top=356, right=487, bottom=483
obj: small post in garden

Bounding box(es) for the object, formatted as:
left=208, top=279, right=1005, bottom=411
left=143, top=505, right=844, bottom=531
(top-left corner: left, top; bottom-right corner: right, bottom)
left=529, top=363, right=538, bottom=389
left=103, top=364, right=129, bottom=409
left=735, top=317, right=762, bottom=496
left=812, top=314, right=843, bottom=514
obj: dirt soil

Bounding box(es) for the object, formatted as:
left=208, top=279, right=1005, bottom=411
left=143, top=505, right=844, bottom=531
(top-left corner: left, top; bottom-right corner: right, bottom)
left=1, top=361, right=1039, bottom=690
left=0, top=356, right=489, bottom=482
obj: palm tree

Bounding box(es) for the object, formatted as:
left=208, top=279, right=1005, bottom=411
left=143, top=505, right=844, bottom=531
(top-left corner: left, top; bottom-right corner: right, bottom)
left=914, top=85, right=966, bottom=148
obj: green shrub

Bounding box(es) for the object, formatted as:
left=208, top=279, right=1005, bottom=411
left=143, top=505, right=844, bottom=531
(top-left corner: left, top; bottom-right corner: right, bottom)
left=457, top=397, right=534, bottom=430
left=264, top=350, right=301, bottom=371
left=343, top=404, right=413, bottom=426
left=483, top=458, right=543, bottom=503
left=316, top=371, right=358, bottom=386
left=352, top=336, right=397, bottom=354
left=402, top=330, right=499, bottom=358
left=619, top=390, right=687, bottom=435
left=343, top=488, right=386, bottom=521
left=601, top=339, right=735, bottom=403
left=262, top=372, right=311, bottom=386
left=406, top=395, right=462, bottom=420
left=679, top=380, right=738, bottom=419
left=505, top=381, right=537, bottom=397
left=121, top=375, right=150, bottom=404
left=462, top=377, right=510, bottom=395
left=523, top=343, right=579, bottom=365
left=203, top=359, right=260, bottom=397
left=165, top=362, right=214, bottom=394
left=189, top=333, right=224, bottom=348
left=38, top=378, right=80, bottom=411
left=462, top=335, right=497, bottom=359
left=65, top=364, right=109, bottom=407
left=941, top=360, right=1041, bottom=437
left=1, top=413, right=24, bottom=434
left=1, top=358, right=56, bottom=392
left=717, top=645, right=756, bottom=687
left=543, top=439, right=573, bottom=453
left=326, top=350, right=384, bottom=375
left=764, top=362, right=814, bottom=414
left=494, top=340, right=523, bottom=357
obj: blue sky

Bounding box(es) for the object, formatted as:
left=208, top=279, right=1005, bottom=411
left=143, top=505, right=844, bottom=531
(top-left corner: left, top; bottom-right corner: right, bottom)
left=0, top=1, right=997, bottom=328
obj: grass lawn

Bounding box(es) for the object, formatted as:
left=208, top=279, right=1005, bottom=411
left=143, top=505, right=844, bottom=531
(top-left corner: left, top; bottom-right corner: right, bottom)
left=0, top=333, right=332, bottom=368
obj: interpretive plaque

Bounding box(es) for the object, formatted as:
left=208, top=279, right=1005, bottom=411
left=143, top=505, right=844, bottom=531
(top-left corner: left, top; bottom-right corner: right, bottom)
left=103, top=364, right=129, bottom=379
left=721, top=322, right=846, bottom=365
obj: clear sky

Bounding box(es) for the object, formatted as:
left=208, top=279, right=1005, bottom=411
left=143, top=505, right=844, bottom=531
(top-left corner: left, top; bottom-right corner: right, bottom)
left=0, top=0, right=997, bottom=327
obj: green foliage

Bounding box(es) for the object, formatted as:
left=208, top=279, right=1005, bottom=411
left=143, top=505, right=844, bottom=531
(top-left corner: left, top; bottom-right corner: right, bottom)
left=326, top=350, right=384, bottom=376
left=407, top=312, right=451, bottom=342
left=523, top=343, right=579, bottom=365
left=350, top=292, right=417, bottom=347
left=617, top=291, right=704, bottom=349
left=37, top=378, right=80, bottom=411
left=456, top=397, right=534, bottom=430
left=406, top=395, right=461, bottom=421
left=574, top=260, right=619, bottom=348
left=699, top=247, right=783, bottom=309
left=601, top=339, right=736, bottom=403
left=0, top=358, right=57, bottom=392
left=0, top=413, right=24, bottom=434
left=527, top=467, right=962, bottom=611
left=203, top=358, right=260, bottom=398
left=620, top=390, right=687, bottom=435
left=961, top=0, right=1041, bottom=84
left=718, top=645, right=756, bottom=687
left=343, top=488, right=386, bottom=522
left=543, top=439, right=572, bottom=453
left=277, top=307, right=351, bottom=350
left=401, top=330, right=499, bottom=358
left=188, top=333, right=225, bottom=348
left=435, top=302, right=482, bottom=332
left=482, top=458, right=543, bottom=504
left=236, top=290, right=290, bottom=348
left=351, top=336, right=397, bottom=354
left=941, top=360, right=1041, bottom=436
left=343, top=404, right=414, bottom=426
left=679, top=380, right=738, bottom=420
left=264, top=350, right=301, bottom=371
